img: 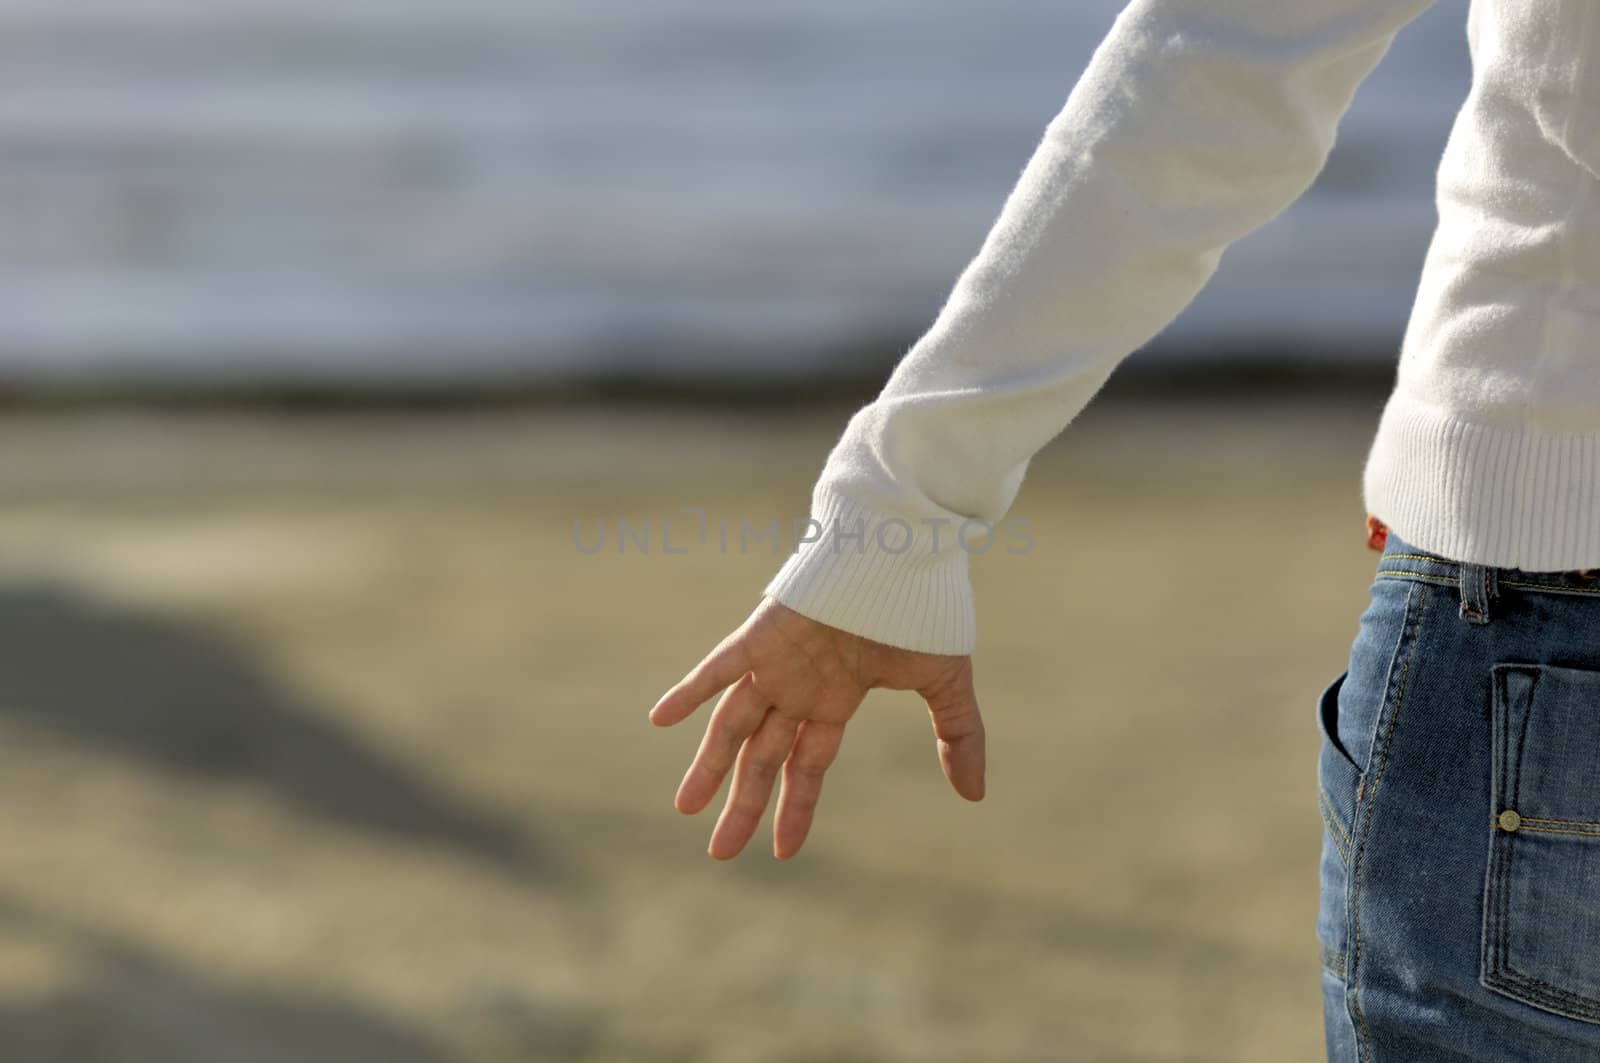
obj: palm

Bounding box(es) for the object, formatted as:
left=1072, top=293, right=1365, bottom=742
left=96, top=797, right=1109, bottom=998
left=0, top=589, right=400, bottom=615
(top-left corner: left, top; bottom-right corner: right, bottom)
left=650, top=598, right=985, bottom=859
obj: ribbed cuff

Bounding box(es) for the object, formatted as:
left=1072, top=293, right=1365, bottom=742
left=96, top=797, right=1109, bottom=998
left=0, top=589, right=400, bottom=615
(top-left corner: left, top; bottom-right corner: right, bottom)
left=762, top=489, right=976, bottom=655
left=1363, top=389, right=1600, bottom=571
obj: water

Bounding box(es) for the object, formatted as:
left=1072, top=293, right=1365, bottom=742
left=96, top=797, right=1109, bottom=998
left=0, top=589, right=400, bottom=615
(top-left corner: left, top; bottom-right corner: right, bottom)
left=0, top=0, right=1471, bottom=386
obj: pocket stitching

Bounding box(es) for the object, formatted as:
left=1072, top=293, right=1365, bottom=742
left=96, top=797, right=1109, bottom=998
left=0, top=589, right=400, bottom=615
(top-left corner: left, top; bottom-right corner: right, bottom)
left=1485, top=968, right=1600, bottom=1026
left=1348, top=579, right=1427, bottom=1057
left=1481, top=663, right=1600, bottom=1025
left=1318, top=784, right=1352, bottom=864
left=1513, top=818, right=1600, bottom=837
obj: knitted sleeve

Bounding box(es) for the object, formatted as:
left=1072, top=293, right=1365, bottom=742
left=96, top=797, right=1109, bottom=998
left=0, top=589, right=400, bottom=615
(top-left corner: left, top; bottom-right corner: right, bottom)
left=764, top=0, right=1439, bottom=653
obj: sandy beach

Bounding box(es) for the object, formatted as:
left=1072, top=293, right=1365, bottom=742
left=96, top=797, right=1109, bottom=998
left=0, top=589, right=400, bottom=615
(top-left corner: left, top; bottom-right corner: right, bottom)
left=0, top=396, right=1384, bottom=1061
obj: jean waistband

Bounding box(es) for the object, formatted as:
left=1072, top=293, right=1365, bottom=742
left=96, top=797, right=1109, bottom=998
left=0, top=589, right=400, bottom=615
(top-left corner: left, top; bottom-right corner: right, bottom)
left=1376, top=530, right=1600, bottom=598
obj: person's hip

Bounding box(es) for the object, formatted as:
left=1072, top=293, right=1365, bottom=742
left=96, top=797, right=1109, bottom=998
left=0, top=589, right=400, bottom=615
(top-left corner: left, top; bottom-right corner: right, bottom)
left=1317, top=527, right=1600, bottom=1062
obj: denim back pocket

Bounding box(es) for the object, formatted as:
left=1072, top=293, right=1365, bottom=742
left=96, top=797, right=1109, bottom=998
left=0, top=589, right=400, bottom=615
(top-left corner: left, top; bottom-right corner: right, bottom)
left=1482, top=663, right=1600, bottom=1024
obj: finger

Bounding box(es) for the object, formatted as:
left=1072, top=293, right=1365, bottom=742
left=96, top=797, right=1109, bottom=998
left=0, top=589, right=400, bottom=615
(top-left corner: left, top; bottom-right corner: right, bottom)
left=674, top=673, right=770, bottom=814
left=650, top=633, right=748, bottom=727
left=709, top=708, right=801, bottom=860
left=924, top=671, right=985, bottom=801
left=773, top=720, right=844, bottom=860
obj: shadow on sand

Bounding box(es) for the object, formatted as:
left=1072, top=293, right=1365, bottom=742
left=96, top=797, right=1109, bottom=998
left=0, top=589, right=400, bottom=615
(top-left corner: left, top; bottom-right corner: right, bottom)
left=0, top=580, right=558, bottom=884
left=0, top=893, right=458, bottom=1063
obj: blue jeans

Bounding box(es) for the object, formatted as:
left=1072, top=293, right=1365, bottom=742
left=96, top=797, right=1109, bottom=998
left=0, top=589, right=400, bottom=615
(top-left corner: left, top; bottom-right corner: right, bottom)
left=1318, top=529, right=1600, bottom=1062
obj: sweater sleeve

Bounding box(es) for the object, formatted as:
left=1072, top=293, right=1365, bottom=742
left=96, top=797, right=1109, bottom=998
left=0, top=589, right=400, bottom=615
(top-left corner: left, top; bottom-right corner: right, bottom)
left=764, top=0, right=1439, bottom=654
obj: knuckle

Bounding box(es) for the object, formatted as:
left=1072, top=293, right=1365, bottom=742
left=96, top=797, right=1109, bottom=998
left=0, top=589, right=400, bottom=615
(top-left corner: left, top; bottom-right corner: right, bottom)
left=791, top=760, right=827, bottom=784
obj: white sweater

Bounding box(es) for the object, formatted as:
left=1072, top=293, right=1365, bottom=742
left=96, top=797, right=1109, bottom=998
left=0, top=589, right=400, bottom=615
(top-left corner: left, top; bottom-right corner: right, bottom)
left=765, top=0, right=1600, bottom=655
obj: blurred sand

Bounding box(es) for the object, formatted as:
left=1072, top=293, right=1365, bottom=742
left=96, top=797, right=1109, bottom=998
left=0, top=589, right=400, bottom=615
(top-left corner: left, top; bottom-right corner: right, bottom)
left=0, top=397, right=1385, bottom=1062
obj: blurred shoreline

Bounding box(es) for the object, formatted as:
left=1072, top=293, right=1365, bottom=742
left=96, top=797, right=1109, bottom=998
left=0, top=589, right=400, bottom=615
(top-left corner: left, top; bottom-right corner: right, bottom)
left=0, top=347, right=1398, bottom=411
left=0, top=1, right=1467, bottom=379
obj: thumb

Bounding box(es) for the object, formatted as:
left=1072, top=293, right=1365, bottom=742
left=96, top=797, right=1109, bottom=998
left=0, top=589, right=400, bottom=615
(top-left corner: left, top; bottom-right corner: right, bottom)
left=922, top=667, right=985, bottom=801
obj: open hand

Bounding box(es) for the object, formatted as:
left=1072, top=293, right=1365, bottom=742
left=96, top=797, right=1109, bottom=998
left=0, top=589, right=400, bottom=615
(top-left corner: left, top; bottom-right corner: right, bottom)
left=650, top=598, right=984, bottom=859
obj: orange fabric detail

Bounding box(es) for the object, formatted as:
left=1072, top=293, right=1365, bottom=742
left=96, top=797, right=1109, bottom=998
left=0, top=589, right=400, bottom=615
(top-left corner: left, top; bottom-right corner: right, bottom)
left=1365, top=515, right=1600, bottom=576
left=1365, top=514, right=1389, bottom=553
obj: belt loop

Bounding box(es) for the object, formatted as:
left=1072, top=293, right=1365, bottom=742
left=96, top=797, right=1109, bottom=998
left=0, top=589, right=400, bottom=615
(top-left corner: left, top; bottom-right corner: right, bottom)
left=1458, top=561, right=1498, bottom=625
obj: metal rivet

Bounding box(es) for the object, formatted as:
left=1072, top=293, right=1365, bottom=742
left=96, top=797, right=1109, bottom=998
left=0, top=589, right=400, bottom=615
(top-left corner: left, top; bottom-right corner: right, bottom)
left=1498, top=809, right=1522, bottom=832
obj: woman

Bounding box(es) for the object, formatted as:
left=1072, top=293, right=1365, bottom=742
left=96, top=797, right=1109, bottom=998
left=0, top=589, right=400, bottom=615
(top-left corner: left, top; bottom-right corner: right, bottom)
left=649, top=2, right=1600, bottom=1058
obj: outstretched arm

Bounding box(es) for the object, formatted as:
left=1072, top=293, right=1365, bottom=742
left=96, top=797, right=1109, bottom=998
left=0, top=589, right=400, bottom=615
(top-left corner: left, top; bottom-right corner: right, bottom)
left=766, top=0, right=1438, bottom=655
left=655, top=0, right=1439, bottom=859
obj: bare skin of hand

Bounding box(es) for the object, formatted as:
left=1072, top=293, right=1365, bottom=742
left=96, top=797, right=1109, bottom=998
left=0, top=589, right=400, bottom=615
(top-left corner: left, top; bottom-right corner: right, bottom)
left=650, top=598, right=985, bottom=860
